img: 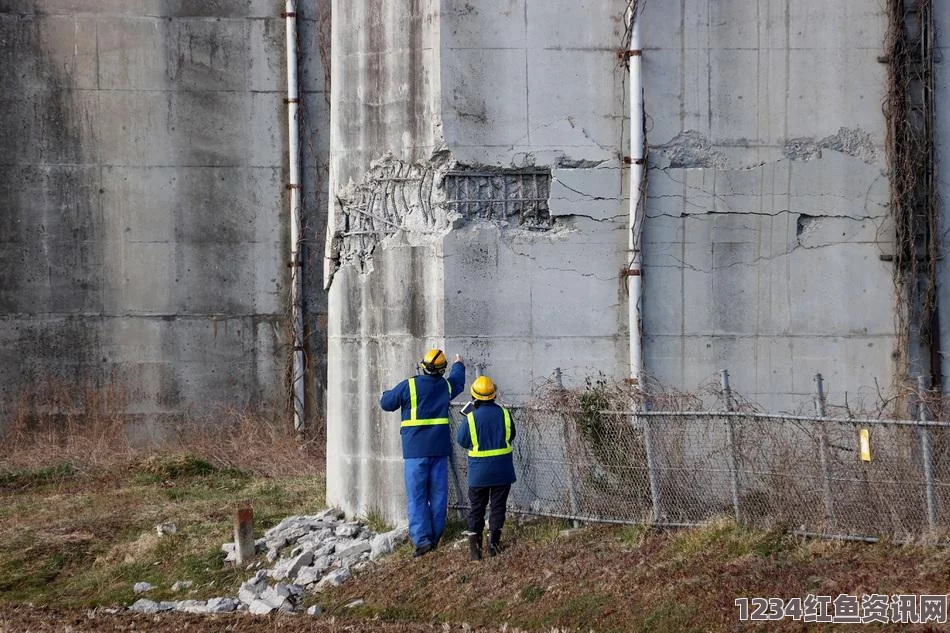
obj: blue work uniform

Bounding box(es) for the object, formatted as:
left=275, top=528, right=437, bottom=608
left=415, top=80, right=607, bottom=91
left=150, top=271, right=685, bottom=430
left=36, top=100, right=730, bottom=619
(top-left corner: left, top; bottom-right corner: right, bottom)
left=456, top=400, right=516, bottom=537
left=380, top=361, right=465, bottom=548
left=455, top=401, right=517, bottom=487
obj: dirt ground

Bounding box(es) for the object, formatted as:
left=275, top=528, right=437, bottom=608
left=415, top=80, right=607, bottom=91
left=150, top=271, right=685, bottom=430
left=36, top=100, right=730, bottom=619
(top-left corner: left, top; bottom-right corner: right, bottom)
left=0, top=606, right=477, bottom=633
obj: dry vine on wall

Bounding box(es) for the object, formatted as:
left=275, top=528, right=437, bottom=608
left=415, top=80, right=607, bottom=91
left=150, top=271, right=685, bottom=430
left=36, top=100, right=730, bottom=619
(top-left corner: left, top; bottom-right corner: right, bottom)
left=884, top=0, right=940, bottom=397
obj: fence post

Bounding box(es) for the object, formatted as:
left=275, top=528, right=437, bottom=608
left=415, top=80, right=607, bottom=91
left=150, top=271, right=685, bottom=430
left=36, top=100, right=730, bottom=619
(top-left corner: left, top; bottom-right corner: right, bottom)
left=638, top=410, right=662, bottom=524
left=814, top=373, right=835, bottom=525
left=918, top=375, right=937, bottom=531
left=555, top=368, right=582, bottom=528
left=721, top=369, right=741, bottom=523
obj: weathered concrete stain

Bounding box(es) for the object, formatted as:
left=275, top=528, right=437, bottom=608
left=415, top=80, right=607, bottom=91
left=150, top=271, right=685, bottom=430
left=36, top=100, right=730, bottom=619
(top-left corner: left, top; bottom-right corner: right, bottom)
left=0, top=3, right=330, bottom=429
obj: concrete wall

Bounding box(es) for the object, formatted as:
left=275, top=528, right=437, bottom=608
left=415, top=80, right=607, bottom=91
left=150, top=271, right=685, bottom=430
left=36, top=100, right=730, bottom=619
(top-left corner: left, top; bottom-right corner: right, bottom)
left=324, top=0, right=445, bottom=520
left=641, top=1, right=894, bottom=405
left=325, top=0, right=629, bottom=520
left=325, top=0, right=898, bottom=522
left=0, top=1, right=329, bottom=432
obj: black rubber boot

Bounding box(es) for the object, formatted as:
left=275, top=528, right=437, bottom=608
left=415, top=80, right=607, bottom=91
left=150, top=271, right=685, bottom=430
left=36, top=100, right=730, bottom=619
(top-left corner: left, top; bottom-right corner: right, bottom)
left=488, top=530, right=502, bottom=557
left=468, top=533, right=483, bottom=561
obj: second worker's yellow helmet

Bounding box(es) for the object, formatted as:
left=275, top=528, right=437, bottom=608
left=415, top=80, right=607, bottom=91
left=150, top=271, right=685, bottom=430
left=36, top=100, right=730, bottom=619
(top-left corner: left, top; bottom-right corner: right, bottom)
left=471, top=375, right=497, bottom=401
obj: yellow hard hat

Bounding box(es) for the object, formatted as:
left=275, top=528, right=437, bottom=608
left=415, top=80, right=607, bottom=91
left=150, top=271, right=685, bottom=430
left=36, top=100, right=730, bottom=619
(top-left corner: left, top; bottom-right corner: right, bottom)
left=421, top=349, right=447, bottom=374
left=471, top=375, right=497, bottom=401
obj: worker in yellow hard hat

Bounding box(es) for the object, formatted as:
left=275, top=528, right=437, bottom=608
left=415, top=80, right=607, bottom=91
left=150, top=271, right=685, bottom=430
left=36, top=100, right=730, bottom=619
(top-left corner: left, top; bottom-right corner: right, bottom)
left=380, top=348, right=465, bottom=557
left=455, top=375, right=516, bottom=560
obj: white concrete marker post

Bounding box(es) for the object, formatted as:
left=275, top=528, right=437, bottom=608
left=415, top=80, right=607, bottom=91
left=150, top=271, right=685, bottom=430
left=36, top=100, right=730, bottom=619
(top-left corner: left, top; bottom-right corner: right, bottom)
left=234, top=507, right=255, bottom=565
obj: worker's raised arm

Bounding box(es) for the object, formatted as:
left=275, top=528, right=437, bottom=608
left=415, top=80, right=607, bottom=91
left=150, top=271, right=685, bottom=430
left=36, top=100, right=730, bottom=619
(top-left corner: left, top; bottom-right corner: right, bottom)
left=446, top=354, right=466, bottom=399
left=379, top=380, right=406, bottom=412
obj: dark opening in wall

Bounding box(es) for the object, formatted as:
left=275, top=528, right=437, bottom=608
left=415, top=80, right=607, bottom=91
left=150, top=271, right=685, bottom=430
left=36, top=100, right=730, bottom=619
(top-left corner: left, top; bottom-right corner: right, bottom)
left=442, top=168, right=552, bottom=230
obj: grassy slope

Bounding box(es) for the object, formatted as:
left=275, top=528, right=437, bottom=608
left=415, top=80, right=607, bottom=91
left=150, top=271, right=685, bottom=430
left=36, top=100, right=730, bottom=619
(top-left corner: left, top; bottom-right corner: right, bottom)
left=0, top=457, right=324, bottom=607
left=3, top=457, right=950, bottom=632
left=324, top=518, right=950, bottom=632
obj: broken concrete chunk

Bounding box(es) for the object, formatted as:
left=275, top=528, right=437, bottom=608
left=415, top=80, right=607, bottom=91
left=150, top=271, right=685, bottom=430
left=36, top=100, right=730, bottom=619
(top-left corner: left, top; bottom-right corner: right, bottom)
left=264, top=536, right=288, bottom=552
left=170, top=580, right=193, bottom=592
left=175, top=600, right=208, bottom=614
left=334, top=522, right=362, bottom=538
left=315, top=567, right=351, bottom=590
left=370, top=527, right=409, bottom=560
left=237, top=573, right=269, bottom=605
left=132, top=582, right=154, bottom=594
left=128, top=599, right=172, bottom=614
left=336, top=541, right=372, bottom=566
left=258, top=583, right=294, bottom=610
left=248, top=599, right=275, bottom=615
left=306, top=605, right=322, bottom=616
left=204, top=597, right=238, bottom=613
left=294, top=567, right=322, bottom=587
left=271, top=551, right=314, bottom=581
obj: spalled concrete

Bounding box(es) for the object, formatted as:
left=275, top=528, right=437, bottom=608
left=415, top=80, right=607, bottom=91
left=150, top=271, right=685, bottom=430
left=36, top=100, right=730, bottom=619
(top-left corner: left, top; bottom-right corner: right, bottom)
left=324, top=0, right=899, bottom=524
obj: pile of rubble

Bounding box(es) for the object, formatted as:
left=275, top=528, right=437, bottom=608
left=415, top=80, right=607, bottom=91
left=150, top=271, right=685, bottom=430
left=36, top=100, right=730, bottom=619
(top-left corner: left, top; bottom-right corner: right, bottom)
left=129, top=508, right=408, bottom=616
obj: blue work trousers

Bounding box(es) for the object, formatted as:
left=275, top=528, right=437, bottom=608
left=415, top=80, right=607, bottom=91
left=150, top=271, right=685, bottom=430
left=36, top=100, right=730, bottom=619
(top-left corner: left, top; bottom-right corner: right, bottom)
left=403, top=456, right=448, bottom=548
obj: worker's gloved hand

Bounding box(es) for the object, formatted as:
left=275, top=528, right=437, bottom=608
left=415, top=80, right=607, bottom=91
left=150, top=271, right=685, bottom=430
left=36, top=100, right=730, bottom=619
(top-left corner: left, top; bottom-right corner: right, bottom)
left=454, top=354, right=464, bottom=364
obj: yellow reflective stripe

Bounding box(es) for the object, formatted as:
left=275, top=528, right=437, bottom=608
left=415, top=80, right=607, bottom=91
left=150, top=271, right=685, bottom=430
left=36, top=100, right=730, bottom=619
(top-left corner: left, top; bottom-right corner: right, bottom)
left=445, top=377, right=452, bottom=397
left=467, top=407, right=513, bottom=457
left=402, top=377, right=449, bottom=427
left=467, top=413, right=479, bottom=453
left=408, top=378, right=418, bottom=422
left=401, top=417, right=449, bottom=427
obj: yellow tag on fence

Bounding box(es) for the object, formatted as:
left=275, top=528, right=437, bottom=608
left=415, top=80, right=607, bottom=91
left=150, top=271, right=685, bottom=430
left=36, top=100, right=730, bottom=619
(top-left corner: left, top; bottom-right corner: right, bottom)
left=859, top=428, right=871, bottom=462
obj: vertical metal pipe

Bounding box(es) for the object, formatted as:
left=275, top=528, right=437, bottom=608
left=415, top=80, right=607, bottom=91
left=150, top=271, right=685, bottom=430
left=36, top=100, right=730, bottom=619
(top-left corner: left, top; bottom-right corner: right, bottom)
left=814, top=373, right=834, bottom=525
left=918, top=375, right=937, bottom=530
left=285, top=0, right=305, bottom=432
left=626, top=4, right=645, bottom=385
left=721, top=369, right=741, bottom=522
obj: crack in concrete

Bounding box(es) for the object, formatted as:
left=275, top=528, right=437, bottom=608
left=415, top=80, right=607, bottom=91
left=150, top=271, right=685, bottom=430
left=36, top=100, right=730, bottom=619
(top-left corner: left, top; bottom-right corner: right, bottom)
left=504, top=242, right=617, bottom=281
left=647, top=167, right=888, bottom=220
left=646, top=209, right=887, bottom=222
left=661, top=239, right=865, bottom=274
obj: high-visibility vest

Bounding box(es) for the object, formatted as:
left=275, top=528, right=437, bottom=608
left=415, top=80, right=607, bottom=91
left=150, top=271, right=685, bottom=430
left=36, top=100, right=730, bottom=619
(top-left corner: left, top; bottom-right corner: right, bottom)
left=400, top=377, right=452, bottom=427
left=466, top=408, right=513, bottom=457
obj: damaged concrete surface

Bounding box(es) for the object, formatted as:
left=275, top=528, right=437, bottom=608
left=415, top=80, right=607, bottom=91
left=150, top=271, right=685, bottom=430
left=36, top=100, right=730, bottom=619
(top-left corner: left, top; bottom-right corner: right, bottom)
left=641, top=0, right=893, bottom=404
left=326, top=0, right=899, bottom=522
left=325, top=0, right=627, bottom=522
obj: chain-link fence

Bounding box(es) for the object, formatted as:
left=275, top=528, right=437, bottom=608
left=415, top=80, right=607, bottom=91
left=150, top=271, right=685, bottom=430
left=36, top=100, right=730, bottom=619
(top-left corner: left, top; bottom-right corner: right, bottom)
left=447, top=383, right=950, bottom=542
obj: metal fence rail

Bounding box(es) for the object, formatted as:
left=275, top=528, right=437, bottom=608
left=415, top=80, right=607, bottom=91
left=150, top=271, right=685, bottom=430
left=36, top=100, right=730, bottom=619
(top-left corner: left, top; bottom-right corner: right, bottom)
left=447, top=377, right=950, bottom=542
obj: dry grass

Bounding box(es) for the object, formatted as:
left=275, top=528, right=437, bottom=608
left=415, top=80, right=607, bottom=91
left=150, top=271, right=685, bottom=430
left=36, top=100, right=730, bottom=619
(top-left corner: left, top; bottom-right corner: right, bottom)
left=0, top=382, right=327, bottom=610
left=1, top=379, right=324, bottom=478
left=0, top=379, right=327, bottom=611
left=323, top=518, right=950, bottom=632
